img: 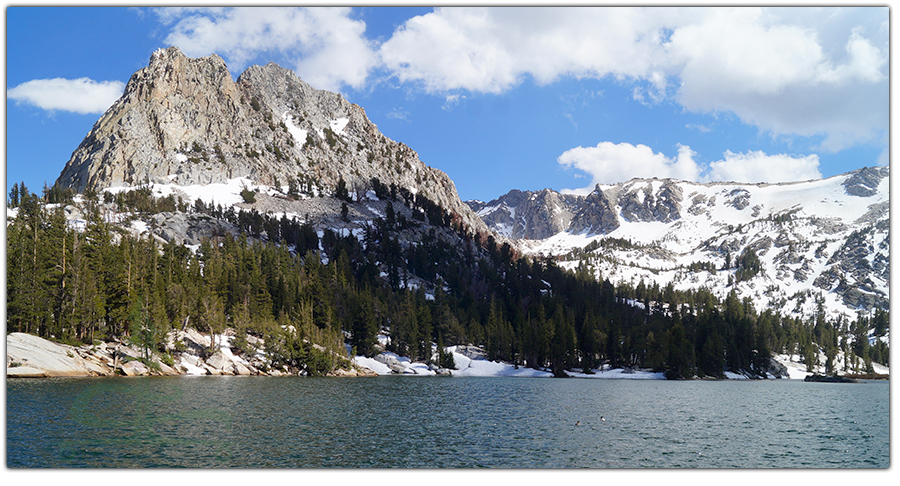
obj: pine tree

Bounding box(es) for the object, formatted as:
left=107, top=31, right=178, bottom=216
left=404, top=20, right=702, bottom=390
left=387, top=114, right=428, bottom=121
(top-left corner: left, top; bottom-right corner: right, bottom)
left=9, top=182, right=19, bottom=207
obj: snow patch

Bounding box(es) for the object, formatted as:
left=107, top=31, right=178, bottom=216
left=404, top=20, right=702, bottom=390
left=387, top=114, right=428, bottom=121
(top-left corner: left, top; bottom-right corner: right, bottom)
left=282, top=112, right=307, bottom=145
left=330, top=117, right=349, bottom=135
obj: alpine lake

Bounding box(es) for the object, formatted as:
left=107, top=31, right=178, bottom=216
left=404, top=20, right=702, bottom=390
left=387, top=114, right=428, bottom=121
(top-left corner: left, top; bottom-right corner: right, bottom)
left=6, top=375, right=889, bottom=468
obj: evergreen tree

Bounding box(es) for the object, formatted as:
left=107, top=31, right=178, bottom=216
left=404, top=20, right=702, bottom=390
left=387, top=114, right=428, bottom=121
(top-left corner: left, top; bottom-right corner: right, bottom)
left=9, top=182, right=20, bottom=207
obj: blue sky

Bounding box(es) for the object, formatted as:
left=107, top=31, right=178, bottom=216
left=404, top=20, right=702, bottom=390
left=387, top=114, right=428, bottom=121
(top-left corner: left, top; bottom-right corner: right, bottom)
left=5, top=6, right=889, bottom=202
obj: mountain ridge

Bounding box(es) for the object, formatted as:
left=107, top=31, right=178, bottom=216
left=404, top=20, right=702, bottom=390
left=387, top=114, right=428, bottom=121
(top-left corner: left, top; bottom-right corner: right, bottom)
left=467, top=166, right=889, bottom=321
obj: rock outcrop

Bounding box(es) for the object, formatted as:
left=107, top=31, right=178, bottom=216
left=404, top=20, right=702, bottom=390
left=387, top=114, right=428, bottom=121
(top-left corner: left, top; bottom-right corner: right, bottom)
left=468, top=189, right=580, bottom=239
left=6, top=330, right=377, bottom=378
left=842, top=166, right=889, bottom=197
left=569, top=186, right=620, bottom=234
left=7, top=332, right=114, bottom=377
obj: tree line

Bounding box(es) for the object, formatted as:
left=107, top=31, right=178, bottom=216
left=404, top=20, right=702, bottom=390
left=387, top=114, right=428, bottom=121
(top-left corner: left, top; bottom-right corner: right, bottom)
left=6, top=182, right=889, bottom=377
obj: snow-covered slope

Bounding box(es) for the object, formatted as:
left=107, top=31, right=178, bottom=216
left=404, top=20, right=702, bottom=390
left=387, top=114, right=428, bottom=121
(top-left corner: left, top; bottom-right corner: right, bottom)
left=471, top=167, right=889, bottom=321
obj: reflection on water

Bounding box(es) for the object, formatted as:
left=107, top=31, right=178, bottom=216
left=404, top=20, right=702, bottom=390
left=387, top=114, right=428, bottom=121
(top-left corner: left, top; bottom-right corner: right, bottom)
left=7, top=376, right=889, bottom=468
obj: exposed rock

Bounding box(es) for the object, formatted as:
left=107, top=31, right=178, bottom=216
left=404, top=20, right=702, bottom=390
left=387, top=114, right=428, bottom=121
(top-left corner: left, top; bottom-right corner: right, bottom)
left=687, top=193, right=708, bottom=216
left=374, top=352, right=416, bottom=374
left=570, top=186, right=620, bottom=234
left=452, top=345, right=488, bottom=361
left=467, top=189, right=580, bottom=240
left=767, top=358, right=789, bottom=379
left=6, top=366, right=48, bottom=378
left=151, top=212, right=241, bottom=245
left=6, top=333, right=108, bottom=377
left=328, top=366, right=378, bottom=377
left=233, top=361, right=252, bottom=376
left=842, top=166, right=888, bottom=197
left=726, top=189, right=751, bottom=210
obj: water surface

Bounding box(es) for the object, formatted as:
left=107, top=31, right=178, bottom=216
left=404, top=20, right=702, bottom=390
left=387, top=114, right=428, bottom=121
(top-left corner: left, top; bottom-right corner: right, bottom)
left=6, top=376, right=889, bottom=468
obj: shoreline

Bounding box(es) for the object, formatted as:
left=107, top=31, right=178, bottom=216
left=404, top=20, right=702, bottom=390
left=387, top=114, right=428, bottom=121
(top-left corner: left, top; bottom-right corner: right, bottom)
left=6, top=331, right=889, bottom=380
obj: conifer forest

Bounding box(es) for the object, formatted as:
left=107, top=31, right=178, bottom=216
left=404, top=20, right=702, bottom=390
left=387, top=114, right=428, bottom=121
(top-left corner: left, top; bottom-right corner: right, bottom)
left=6, top=181, right=889, bottom=378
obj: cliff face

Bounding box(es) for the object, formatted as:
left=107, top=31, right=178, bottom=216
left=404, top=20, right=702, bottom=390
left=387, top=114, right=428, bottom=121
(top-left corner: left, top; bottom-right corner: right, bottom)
left=56, top=46, right=490, bottom=237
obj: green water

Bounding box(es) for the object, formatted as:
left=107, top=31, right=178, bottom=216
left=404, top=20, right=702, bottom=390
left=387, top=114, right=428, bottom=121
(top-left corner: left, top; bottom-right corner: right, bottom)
left=6, top=376, right=889, bottom=468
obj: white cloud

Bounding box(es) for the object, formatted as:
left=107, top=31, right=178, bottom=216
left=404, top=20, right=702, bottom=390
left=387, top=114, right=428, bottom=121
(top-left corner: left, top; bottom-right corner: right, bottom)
left=558, top=142, right=821, bottom=189
left=379, top=6, right=887, bottom=151
left=705, top=150, right=821, bottom=183
left=379, top=7, right=671, bottom=93
left=667, top=8, right=887, bottom=152
left=159, top=7, right=378, bottom=92
left=7, top=78, right=124, bottom=114
left=558, top=142, right=700, bottom=194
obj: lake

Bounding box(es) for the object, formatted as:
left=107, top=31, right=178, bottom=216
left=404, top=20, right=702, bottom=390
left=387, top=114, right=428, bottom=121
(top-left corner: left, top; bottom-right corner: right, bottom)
left=6, top=376, right=889, bottom=468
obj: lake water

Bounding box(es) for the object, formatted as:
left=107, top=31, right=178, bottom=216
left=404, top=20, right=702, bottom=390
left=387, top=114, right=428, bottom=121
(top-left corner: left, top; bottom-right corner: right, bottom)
left=6, top=376, right=889, bottom=468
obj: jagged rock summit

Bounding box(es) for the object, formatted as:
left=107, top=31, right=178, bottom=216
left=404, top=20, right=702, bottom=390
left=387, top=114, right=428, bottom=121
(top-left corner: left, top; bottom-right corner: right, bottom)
left=55, top=46, right=490, bottom=237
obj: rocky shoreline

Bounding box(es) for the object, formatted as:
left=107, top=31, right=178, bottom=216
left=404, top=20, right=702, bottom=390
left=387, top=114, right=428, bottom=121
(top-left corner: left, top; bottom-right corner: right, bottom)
left=7, top=330, right=887, bottom=380
left=6, top=331, right=378, bottom=378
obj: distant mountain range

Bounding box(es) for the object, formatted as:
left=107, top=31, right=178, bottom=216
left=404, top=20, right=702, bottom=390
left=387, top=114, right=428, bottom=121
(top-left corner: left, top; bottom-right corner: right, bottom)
left=467, top=167, right=889, bottom=320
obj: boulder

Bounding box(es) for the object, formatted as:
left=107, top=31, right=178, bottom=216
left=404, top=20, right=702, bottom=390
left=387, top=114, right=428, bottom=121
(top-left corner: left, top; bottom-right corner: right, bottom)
left=374, top=352, right=415, bottom=374
left=157, top=361, right=180, bottom=376
left=205, top=350, right=236, bottom=373
left=120, top=360, right=151, bottom=376
left=232, top=361, right=252, bottom=376
left=767, top=358, right=789, bottom=379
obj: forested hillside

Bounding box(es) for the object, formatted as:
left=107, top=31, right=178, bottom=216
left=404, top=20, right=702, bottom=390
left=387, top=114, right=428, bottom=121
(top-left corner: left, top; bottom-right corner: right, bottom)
left=7, top=181, right=889, bottom=378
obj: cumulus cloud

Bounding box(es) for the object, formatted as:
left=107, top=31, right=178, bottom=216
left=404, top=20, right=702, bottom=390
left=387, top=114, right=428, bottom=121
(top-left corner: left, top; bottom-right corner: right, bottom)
left=558, top=142, right=821, bottom=190
left=705, top=151, right=821, bottom=183
left=7, top=78, right=124, bottom=114
left=379, top=7, right=672, bottom=93
left=667, top=8, right=887, bottom=151
left=558, top=142, right=700, bottom=194
left=158, top=7, right=378, bottom=92
left=379, top=6, right=887, bottom=151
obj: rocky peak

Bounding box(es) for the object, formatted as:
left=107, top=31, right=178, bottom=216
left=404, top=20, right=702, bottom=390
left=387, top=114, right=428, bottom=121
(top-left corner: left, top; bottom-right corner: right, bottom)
left=467, top=188, right=580, bottom=239
left=569, top=186, right=619, bottom=235
left=616, top=179, right=683, bottom=223
left=54, top=46, right=492, bottom=238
